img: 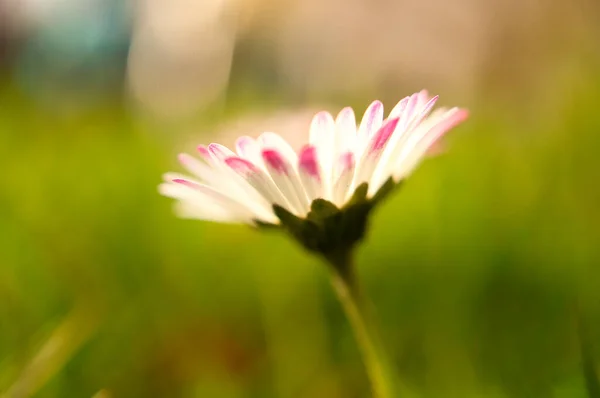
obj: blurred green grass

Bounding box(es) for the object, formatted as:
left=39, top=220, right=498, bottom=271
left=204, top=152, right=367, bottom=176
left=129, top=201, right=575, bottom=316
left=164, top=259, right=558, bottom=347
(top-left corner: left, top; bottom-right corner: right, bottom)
left=1, top=65, right=600, bottom=398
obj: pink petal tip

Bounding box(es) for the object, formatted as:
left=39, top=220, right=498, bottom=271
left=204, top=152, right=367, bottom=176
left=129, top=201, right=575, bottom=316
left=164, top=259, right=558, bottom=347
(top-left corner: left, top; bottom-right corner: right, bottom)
left=339, top=152, right=355, bottom=169
left=262, top=149, right=288, bottom=174
left=298, top=145, right=320, bottom=179
left=225, top=156, right=259, bottom=176
left=371, top=117, right=400, bottom=151
left=172, top=178, right=199, bottom=189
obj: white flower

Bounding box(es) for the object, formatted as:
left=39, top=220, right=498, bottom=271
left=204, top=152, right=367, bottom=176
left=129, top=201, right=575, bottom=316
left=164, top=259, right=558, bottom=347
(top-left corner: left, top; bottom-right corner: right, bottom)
left=159, top=90, right=468, bottom=226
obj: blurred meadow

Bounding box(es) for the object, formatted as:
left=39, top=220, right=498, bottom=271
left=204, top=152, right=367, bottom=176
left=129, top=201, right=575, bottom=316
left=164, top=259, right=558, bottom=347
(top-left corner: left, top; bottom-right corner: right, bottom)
left=1, top=0, right=600, bottom=397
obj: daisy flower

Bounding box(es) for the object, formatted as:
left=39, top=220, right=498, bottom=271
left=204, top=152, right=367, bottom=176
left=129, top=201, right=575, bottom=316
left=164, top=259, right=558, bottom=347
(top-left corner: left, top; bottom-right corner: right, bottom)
left=160, top=90, right=467, bottom=258
left=159, top=90, right=468, bottom=398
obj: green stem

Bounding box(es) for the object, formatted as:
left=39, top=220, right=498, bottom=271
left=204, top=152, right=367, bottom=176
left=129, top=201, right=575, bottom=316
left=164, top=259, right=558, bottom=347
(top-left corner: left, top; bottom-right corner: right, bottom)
left=327, top=250, right=394, bottom=398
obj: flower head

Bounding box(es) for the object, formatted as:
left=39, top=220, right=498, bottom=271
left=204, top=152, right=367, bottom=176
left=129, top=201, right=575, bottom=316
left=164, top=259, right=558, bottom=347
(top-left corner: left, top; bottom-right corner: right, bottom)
left=160, top=90, right=468, bottom=260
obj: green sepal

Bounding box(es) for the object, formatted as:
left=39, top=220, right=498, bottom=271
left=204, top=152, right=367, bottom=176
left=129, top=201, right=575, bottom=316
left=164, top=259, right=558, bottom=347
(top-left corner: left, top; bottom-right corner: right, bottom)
left=256, top=178, right=401, bottom=272
left=344, top=182, right=369, bottom=207
left=370, top=177, right=399, bottom=206
left=307, top=199, right=339, bottom=224
left=273, top=205, right=323, bottom=252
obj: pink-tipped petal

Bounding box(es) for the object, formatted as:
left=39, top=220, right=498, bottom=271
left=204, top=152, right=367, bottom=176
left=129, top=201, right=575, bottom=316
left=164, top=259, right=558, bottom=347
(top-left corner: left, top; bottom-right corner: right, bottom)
left=166, top=180, right=259, bottom=224
left=162, top=179, right=238, bottom=221
left=426, top=108, right=469, bottom=146
left=159, top=180, right=250, bottom=225
left=309, top=111, right=335, bottom=145
left=309, top=111, right=336, bottom=199
left=388, top=96, right=409, bottom=120
left=235, top=136, right=255, bottom=157
left=177, top=153, right=219, bottom=183
left=334, top=107, right=357, bottom=154
left=235, top=136, right=264, bottom=168
left=357, top=100, right=384, bottom=148
left=417, top=89, right=429, bottom=108
left=333, top=152, right=356, bottom=206
left=392, top=108, right=469, bottom=181
left=163, top=172, right=195, bottom=183
left=398, top=92, right=420, bottom=130
left=258, top=132, right=298, bottom=164
left=336, top=152, right=355, bottom=173
left=173, top=201, right=239, bottom=223
left=298, top=145, right=320, bottom=179
left=419, top=95, right=439, bottom=118
left=298, top=145, right=323, bottom=201
left=336, top=107, right=356, bottom=130
left=263, top=149, right=289, bottom=175
left=196, top=145, right=212, bottom=162
left=225, top=156, right=291, bottom=211
left=188, top=146, right=276, bottom=210
left=406, top=95, right=439, bottom=132
left=263, top=149, right=309, bottom=213
left=408, top=91, right=431, bottom=125
left=172, top=178, right=266, bottom=222
left=368, top=95, right=442, bottom=193
left=225, top=157, right=260, bottom=177
left=353, top=118, right=400, bottom=188
left=367, top=117, right=400, bottom=154
left=158, top=182, right=194, bottom=200
left=208, top=143, right=236, bottom=163
left=189, top=146, right=269, bottom=201
left=172, top=178, right=201, bottom=189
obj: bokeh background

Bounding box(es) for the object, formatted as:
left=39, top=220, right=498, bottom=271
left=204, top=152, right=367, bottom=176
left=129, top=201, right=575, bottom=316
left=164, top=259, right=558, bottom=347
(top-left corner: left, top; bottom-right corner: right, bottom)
left=1, top=0, right=600, bottom=396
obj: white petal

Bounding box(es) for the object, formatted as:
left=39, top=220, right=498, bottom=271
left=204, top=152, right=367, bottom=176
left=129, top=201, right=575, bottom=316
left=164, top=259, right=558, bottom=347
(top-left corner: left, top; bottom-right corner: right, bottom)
left=208, top=143, right=236, bottom=163
left=175, top=178, right=274, bottom=222
left=368, top=96, right=439, bottom=192
left=177, top=153, right=225, bottom=187
left=262, top=149, right=310, bottom=215
left=353, top=118, right=400, bottom=192
left=397, top=92, right=421, bottom=131
left=161, top=182, right=246, bottom=224
left=203, top=143, right=278, bottom=211
left=158, top=182, right=197, bottom=200
left=334, top=107, right=357, bottom=156
left=308, top=111, right=335, bottom=200
left=174, top=201, right=242, bottom=223
left=388, top=96, right=409, bottom=120
left=162, top=177, right=277, bottom=223
left=162, top=172, right=199, bottom=183
left=196, top=145, right=213, bottom=163
left=416, top=89, right=430, bottom=108
left=406, top=95, right=438, bottom=132
left=393, top=108, right=469, bottom=181
left=235, top=136, right=265, bottom=169
left=357, top=100, right=384, bottom=150
left=225, top=156, right=293, bottom=212
left=258, top=132, right=298, bottom=165
left=298, top=145, right=323, bottom=202
left=332, top=152, right=356, bottom=206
